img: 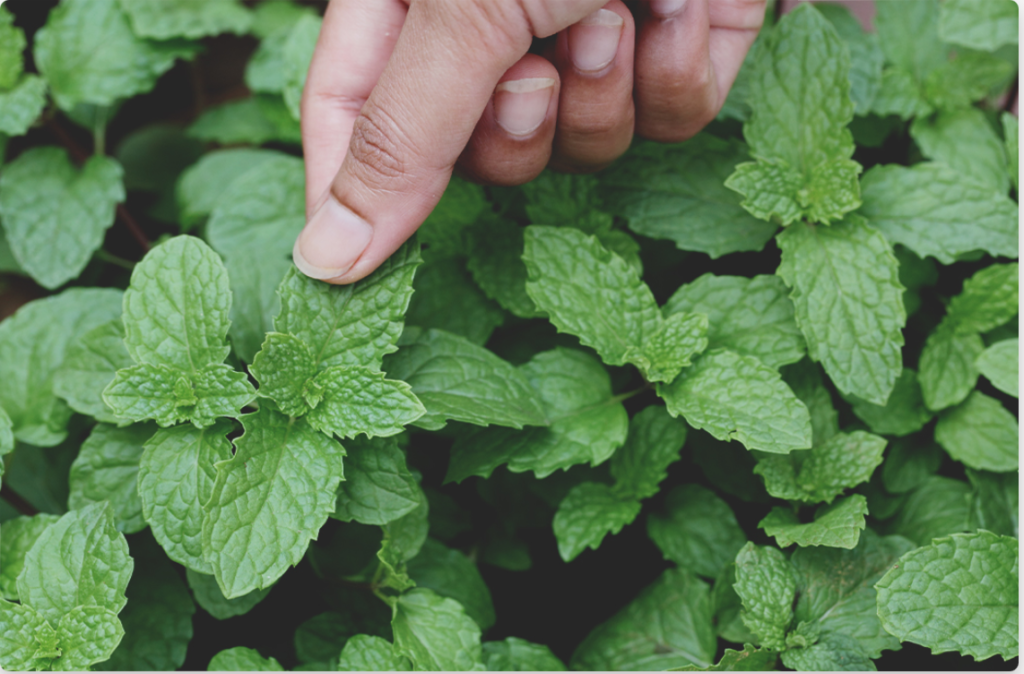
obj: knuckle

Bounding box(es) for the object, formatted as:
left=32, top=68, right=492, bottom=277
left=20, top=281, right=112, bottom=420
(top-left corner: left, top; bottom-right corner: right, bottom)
left=347, top=106, right=410, bottom=184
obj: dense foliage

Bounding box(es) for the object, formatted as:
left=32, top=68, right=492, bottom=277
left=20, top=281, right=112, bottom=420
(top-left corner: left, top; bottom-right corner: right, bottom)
left=0, top=0, right=1018, bottom=671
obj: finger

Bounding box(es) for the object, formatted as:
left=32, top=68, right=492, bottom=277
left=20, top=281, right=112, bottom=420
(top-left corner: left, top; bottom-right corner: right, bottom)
left=301, top=0, right=407, bottom=218
left=550, top=1, right=636, bottom=172
left=457, top=54, right=560, bottom=186
left=634, top=0, right=764, bottom=142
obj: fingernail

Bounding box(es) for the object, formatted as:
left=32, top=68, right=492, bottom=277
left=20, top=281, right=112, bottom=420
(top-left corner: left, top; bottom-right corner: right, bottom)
left=292, top=195, right=373, bottom=281
left=569, top=8, right=624, bottom=73
left=649, top=0, right=687, bottom=17
left=494, top=77, right=556, bottom=136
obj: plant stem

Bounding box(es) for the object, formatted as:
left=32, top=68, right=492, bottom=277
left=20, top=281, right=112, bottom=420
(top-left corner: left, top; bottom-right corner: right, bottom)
left=93, top=108, right=107, bottom=157
left=96, top=249, right=136, bottom=271
left=0, top=483, right=39, bottom=517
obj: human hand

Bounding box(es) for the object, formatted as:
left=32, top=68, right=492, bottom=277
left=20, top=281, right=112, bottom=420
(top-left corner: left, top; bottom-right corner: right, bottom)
left=294, top=0, right=766, bottom=284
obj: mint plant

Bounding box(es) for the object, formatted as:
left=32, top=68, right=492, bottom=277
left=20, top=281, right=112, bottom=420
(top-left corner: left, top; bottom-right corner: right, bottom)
left=0, top=0, right=1018, bottom=670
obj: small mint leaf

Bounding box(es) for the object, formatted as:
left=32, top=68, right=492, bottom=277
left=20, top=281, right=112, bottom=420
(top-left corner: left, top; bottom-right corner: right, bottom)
left=207, top=647, right=284, bottom=671
left=391, top=589, right=483, bottom=671
left=118, top=0, right=251, bottom=40
left=305, top=365, right=425, bottom=440
left=935, top=391, right=1018, bottom=472
left=733, top=543, right=796, bottom=650
left=647, top=484, right=747, bottom=580
left=338, top=635, right=410, bottom=672
left=482, top=637, right=566, bottom=672
left=639, top=312, right=708, bottom=384
left=918, top=322, right=984, bottom=411
left=55, top=605, right=124, bottom=670
left=759, top=495, right=869, bottom=549
left=250, top=332, right=317, bottom=417
left=553, top=482, right=641, bottom=562
left=976, top=338, right=1018, bottom=398
left=333, top=436, right=420, bottom=526
left=0, top=600, right=59, bottom=671
left=610, top=405, right=687, bottom=500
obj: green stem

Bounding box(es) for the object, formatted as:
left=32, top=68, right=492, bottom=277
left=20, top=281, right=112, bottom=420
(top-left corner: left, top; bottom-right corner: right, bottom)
left=93, top=108, right=107, bottom=156
left=95, top=249, right=135, bottom=271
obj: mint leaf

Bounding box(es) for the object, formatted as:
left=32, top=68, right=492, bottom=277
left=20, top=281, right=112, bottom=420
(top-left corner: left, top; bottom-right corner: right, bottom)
left=610, top=405, right=687, bottom=500
left=815, top=3, right=884, bottom=115
left=333, top=436, right=419, bottom=526
left=966, top=470, right=1018, bottom=539
left=305, top=366, right=425, bottom=439
left=918, top=323, right=984, bottom=411
left=187, top=569, right=271, bottom=620
left=870, top=68, right=932, bottom=120
left=0, top=7, right=24, bottom=89
left=776, top=216, right=906, bottom=405
left=176, top=148, right=285, bottom=229
left=338, top=635, right=410, bottom=671
left=203, top=407, right=345, bottom=597
left=639, top=311, right=709, bottom=383
left=733, top=543, right=796, bottom=649
left=391, top=588, right=483, bottom=671
left=760, top=495, right=869, bottom=549
left=658, top=349, right=812, bottom=454
left=208, top=647, right=284, bottom=671
left=465, top=219, right=541, bottom=319
left=376, top=537, right=416, bottom=593
left=783, top=359, right=840, bottom=445
left=0, top=75, right=47, bottom=137
left=723, top=160, right=804, bottom=225
left=876, top=531, right=1018, bottom=661
left=406, top=538, right=496, bottom=631
left=0, top=600, right=59, bottom=671
left=911, top=109, right=1010, bottom=193
left=186, top=96, right=301, bottom=146
left=887, top=476, right=971, bottom=546
left=118, top=0, right=251, bottom=39
left=845, top=369, right=932, bottom=436
left=18, top=501, right=133, bottom=624
left=418, top=177, right=488, bottom=260
left=882, top=438, right=944, bottom=494
left=227, top=255, right=291, bottom=364
left=1003, top=112, right=1018, bottom=192
left=68, top=423, right=153, bottom=534
left=647, top=484, right=746, bottom=580
left=406, top=259, right=505, bottom=345
left=675, top=644, right=777, bottom=671
left=139, top=421, right=234, bottom=573
left=0, top=514, right=59, bottom=600
left=600, top=136, right=778, bottom=258
left=939, top=0, right=1018, bottom=51
left=875, top=0, right=948, bottom=82
left=934, top=391, right=1018, bottom=472
left=383, top=328, right=547, bottom=431
left=482, top=637, right=565, bottom=671
left=250, top=332, right=317, bottom=416
left=294, top=611, right=354, bottom=664
left=663, top=273, right=804, bottom=369
left=858, top=163, right=1018, bottom=264
left=572, top=569, right=716, bottom=670
left=0, top=404, right=11, bottom=460
left=54, top=605, right=125, bottom=670
left=0, top=287, right=122, bottom=446
left=0, top=147, right=124, bottom=290
left=780, top=632, right=875, bottom=671
left=922, top=51, right=1016, bottom=112
left=754, top=430, right=886, bottom=503
left=280, top=14, right=320, bottom=121
left=54, top=319, right=132, bottom=425
left=553, top=483, right=641, bottom=562
left=383, top=484, right=430, bottom=562
left=976, top=338, right=1018, bottom=397
left=946, top=263, right=1018, bottom=335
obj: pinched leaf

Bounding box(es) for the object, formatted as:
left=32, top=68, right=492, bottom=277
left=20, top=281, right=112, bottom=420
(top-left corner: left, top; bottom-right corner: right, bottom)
left=776, top=216, right=906, bottom=405
left=118, top=0, right=251, bottom=39
left=966, top=470, right=1018, bottom=539
left=658, top=349, right=811, bottom=454
left=55, top=605, right=124, bottom=670
left=54, top=320, right=133, bottom=425
left=910, top=108, right=1010, bottom=193
left=647, top=484, right=746, bottom=580
left=18, top=502, right=133, bottom=625
left=139, top=421, right=234, bottom=573
left=759, top=495, right=869, bottom=549
left=0, top=147, right=124, bottom=290
left=391, top=588, right=483, bottom=671
left=202, top=407, right=345, bottom=598
left=0, top=600, right=59, bottom=671
left=754, top=431, right=886, bottom=504
left=482, top=638, right=565, bottom=671
left=976, top=338, right=1018, bottom=397
left=858, top=163, right=1018, bottom=264
left=406, top=538, right=496, bottom=631
left=572, top=568, right=716, bottom=670
left=638, top=312, right=708, bottom=383
left=208, top=647, right=284, bottom=671
left=939, top=0, right=1019, bottom=51
left=337, top=635, right=410, bottom=671
left=875, top=531, right=1018, bottom=661
left=553, top=483, right=642, bottom=562
left=610, top=405, right=687, bottom=500
left=946, top=263, right=1019, bottom=335
left=0, top=514, right=60, bottom=600
left=887, top=476, right=972, bottom=546
left=250, top=332, right=317, bottom=416
left=305, top=366, right=425, bottom=439
left=918, top=323, right=984, bottom=411
left=68, top=423, right=153, bottom=534
left=846, top=369, right=932, bottom=436
left=0, top=75, right=47, bottom=137
left=333, top=436, right=419, bottom=526
left=733, top=543, right=796, bottom=649
left=935, top=392, right=1018, bottom=472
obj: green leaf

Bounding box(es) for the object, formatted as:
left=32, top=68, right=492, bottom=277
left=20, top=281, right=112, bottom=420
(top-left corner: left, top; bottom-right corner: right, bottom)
left=876, top=531, right=1018, bottom=661
left=55, top=605, right=125, bottom=670
left=68, top=423, right=153, bottom=534
left=939, top=0, right=1019, bottom=51
left=782, top=359, right=840, bottom=446
left=946, top=263, right=1019, bottom=335
left=203, top=407, right=345, bottom=598
left=138, top=421, right=234, bottom=574
left=875, top=0, right=948, bottom=82
left=418, top=177, right=488, bottom=260
left=333, top=436, right=419, bottom=526
left=276, top=240, right=421, bottom=371
left=406, top=538, right=496, bottom=631
left=406, top=259, right=505, bottom=345
left=383, top=483, right=430, bottom=562
left=186, top=96, right=301, bottom=146
left=845, top=369, right=932, bottom=436
left=376, top=537, right=416, bottom=593
left=647, top=484, right=746, bottom=580
left=18, top=502, right=133, bottom=624
left=553, top=482, right=641, bottom=562
left=664, top=274, right=805, bottom=369
left=610, top=405, right=687, bottom=500
left=672, top=644, right=777, bottom=671
left=754, top=430, right=886, bottom=503
left=935, top=391, right=1018, bottom=472
left=54, top=319, right=133, bottom=425
left=1003, top=112, right=1018, bottom=192
left=391, top=588, right=483, bottom=671
left=280, top=14, right=321, bottom=120
left=886, top=476, right=971, bottom=546
left=966, top=469, right=1018, bottom=538
left=870, top=68, right=932, bottom=120
left=723, top=160, right=803, bottom=225
left=0, top=7, right=25, bottom=90
left=776, top=216, right=906, bottom=405
left=250, top=332, right=317, bottom=416
left=921, top=51, right=1016, bottom=112
left=918, top=322, right=984, bottom=411
left=0, top=147, right=124, bottom=290
left=638, top=311, right=709, bottom=384
left=464, top=219, right=541, bottom=319
left=337, top=634, right=410, bottom=671
left=814, top=3, right=884, bottom=115
left=0, top=514, right=60, bottom=600
left=0, top=600, right=60, bottom=671
left=858, top=163, right=1018, bottom=264
left=977, top=338, right=1018, bottom=397
left=227, top=255, right=291, bottom=364
left=35, top=0, right=196, bottom=110
left=176, top=148, right=286, bottom=229
left=118, top=0, right=251, bottom=39
left=186, top=569, right=271, bottom=620
left=208, top=647, right=284, bottom=671
left=0, top=287, right=122, bottom=446
left=446, top=348, right=628, bottom=480
left=733, top=543, right=796, bottom=649
left=294, top=611, right=353, bottom=664
left=0, top=405, right=11, bottom=459
left=760, top=495, right=869, bottom=549
left=572, top=568, right=716, bottom=670
left=658, top=349, right=812, bottom=454
left=911, top=109, right=1010, bottom=193
left=114, top=123, right=204, bottom=224
left=383, top=328, right=547, bottom=431
left=780, top=632, right=876, bottom=671
left=600, top=136, right=778, bottom=258
left=881, top=438, right=944, bottom=494
left=0, top=75, right=48, bottom=137
left=482, top=638, right=566, bottom=671
left=305, top=366, right=425, bottom=440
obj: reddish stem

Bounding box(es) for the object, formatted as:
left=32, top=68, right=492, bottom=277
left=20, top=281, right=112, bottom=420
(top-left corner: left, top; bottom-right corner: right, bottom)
left=0, top=483, right=39, bottom=517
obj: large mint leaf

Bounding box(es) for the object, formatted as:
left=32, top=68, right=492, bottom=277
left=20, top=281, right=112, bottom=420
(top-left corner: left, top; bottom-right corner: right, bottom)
left=939, top=0, right=1018, bottom=52
left=391, top=589, right=483, bottom=671
left=664, top=273, right=804, bottom=369
left=0, top=75, right=47, bottom=137
left=776, top=216, right=906, bottom=405
left=305, top=366, right=425, bottom=439
left=910, top=108, right=1010, bottom=192
left=966, top=470, right=1018, bottom=539
left=54, top=605, right=124, bottom=670
left=0, top=600, right=60, bottom=671
left=383, top=328, right=546, bottom=431
left=759, top=495, right=869, bottom=549
left=0, top=147, right=123, bottom=289
left=946, top=263, right=1019, bottom=335
left=858, top=163, right=1018, bottom=264
left=609, top=405, right=687, bottom=500
left=186, top=569, right=271, bottom=620
left=276, top=240, right=421, bottom=371
left=34, top=0, right=195, bottom=110
left=600, top=137, right=777, bottom=258
left=918, top=323, right=984, bottom=411
left=406, top=259, right=504, bottom=346
left=333, top=436, right=419, bottom=526
left=208, top=647, right=284, bottom=671
left=733, top=543, right=796, bottom=649
left=977, top=338, right=1018, bottom=397
left=482, top=637, right=565, bottom=671
left=572, top=568, right=715, bottom=670
left=406, top=538, right=496, bottom=631
left=118, top=0, right=251, bottom=39
left=0, top=514, right=60, bottom=600
left=935, top=391, right=1018, bottom=472
left=553, top=483, right=641, bottom=562
left=657, top=349, right=811, bottom=454
left=646, top=484, right=746, bottom=580
left=68, top=423, right=153, bottom=534
left=202, top=407, right=345, bottom=598
left=54, top=319, right=132, bottom=425
left=0, top=288, right=122, bottom=446
left=176, top=148, right=286, bottom=229
left=464, top=219, right=541, bottom=319
left=337, top=635, right=410, bottom=671
left=875, top=531, right=1018, bottom=661
left=18, top=502, right=133, bottom=625
left=846, top=368, right=932, bottom=436
left=138, top=421, right=234, bottom=573
left=186, top=96, right=301, bottom=146
left=887, top=476, right=971, bottom=546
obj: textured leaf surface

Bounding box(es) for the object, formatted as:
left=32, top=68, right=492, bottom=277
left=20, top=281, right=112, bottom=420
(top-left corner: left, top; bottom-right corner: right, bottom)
left=333, top=436, right=419, bottom=526
left=939, top=0, right=1018, bottom=51
left=54, top=320, right=132, bottom=424
left=946, top=263, right=1019, bottom=335
left=68, top=423, right=152, bottom=534
left=56, top=605, right=124, bottom=670
left=227, top=255, right=291, bottom=364
left=935, top=392, right=1018, bottom=472
left=1004, top=112, right=1018, bottom=192
left=553, top=483, right=641, bottom=562
left=647, top=484, right=746, bottom=580
left=391, top=589, right=483, bottom=671
left=465, top=219, right=541, bottom=318
left=119, top=0, right=250, bottom=39
left=176, top=148, right=285, bottom=229
left=250, top=332, right=317, bottom=416
left=876, top=531, right=1018, bottom=661
left=815, top=3, right=884, bottom=115
left=918, top=323, right=984, bottom=411
left=406, top=259, right=505, bottom=345
left=634, top=311, right=709, bottom=384
left=754, top=430, right=886, bottom=503
left=0, top=75, right=47, bottom=136
left=186, top=569, right=271, bottom=620
left=910, top=109, right=1010, bottom=193
left=208, top=647, right=284, bottom=671
left=846, top=369, right=932, bottom=436
left=887, top=476, right=971, bottom=546
left=776, top=217, right=906, bottom=405
left=406, top=538, right=496, bottom=631
left=337, top=635, right=410, bottom=671
left=966, top=470, right=1018, bottom=539
left=733, top=543, right=796, bottom=649
left=0, top=600, right=59, bottom=671
left=780, top=633, right=876, bottom=671
left=760, top=495, right=869, bottom=549
left=610, top=405, right=687, bottom=500
left=976, top=339, right=1018, bottom=397
left=482, top=638, right=566, bottom=671
left=0, top=514, right=59, bottom=601
left=305, top=366, right=425, bottom=440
